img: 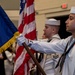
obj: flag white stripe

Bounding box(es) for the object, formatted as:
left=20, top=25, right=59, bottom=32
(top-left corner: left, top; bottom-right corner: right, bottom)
left=23, top=21, right=36, bottom=35
left=13, top=50, right=26, bottom=73
left=27, top=4, right=34, bottom=16
left=18, top=11, right=24, bottom=27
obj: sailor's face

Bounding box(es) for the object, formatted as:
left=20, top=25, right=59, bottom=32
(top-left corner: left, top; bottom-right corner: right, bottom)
left=43, top=24, right=53, bottom=38
left=65, top=14, right=75, bottom=33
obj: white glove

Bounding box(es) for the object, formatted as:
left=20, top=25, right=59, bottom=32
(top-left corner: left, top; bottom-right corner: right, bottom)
left=17, top=34, right=29, bottom=46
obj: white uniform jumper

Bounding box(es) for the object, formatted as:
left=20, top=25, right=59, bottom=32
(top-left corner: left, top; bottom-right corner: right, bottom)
left=40, top=34, right=61, bottom=75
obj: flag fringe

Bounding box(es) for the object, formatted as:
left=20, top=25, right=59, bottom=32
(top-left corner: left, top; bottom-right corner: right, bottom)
left=0, top=31, right=20, bottom=53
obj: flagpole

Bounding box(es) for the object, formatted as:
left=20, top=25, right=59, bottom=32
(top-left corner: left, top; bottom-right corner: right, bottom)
left=22, top=42, right=46, bottom=75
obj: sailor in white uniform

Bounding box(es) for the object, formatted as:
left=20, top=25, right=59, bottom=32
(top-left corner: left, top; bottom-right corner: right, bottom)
left=17, top=7, right=75, bottom=75
left=39, top=19, right=61, bottom=75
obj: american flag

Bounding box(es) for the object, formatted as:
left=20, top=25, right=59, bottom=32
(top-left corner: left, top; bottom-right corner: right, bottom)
left=13, top=0, right=36, bottom=75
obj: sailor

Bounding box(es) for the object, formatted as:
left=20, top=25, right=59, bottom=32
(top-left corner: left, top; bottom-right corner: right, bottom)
left=39, top=18, right=61, bottom=75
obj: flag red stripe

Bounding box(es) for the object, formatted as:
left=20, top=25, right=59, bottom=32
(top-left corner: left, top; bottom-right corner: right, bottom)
left=25, top=29, right=36, bottom=39
left=27, top=0, right=34, bottom=7
left=26, top=12, right=35, bottom=24
left=18, top=24, right=25, bottom=33
left=15, top=46, right=24, bottom=60
left=14, top=63, right=25, bottom=75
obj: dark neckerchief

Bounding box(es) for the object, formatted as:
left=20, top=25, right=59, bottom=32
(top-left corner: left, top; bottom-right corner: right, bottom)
left=55, top=37, right=75, bottom=72
left=47, top=39, right=52, bottom=42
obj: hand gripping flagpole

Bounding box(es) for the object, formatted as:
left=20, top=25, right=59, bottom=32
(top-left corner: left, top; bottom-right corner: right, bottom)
left=22, top=42, right=46, bottom=75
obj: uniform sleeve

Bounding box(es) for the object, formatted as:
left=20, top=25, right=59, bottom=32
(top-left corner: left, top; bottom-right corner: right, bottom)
left=5, top=51, right=13, bottom=62
left=29, top=39, right=69, bottom=54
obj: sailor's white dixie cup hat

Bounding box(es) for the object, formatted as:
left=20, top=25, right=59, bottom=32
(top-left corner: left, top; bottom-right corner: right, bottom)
left=70, top=7, right=75, bottom=14
left=45, top=18, right=60, bottom=26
